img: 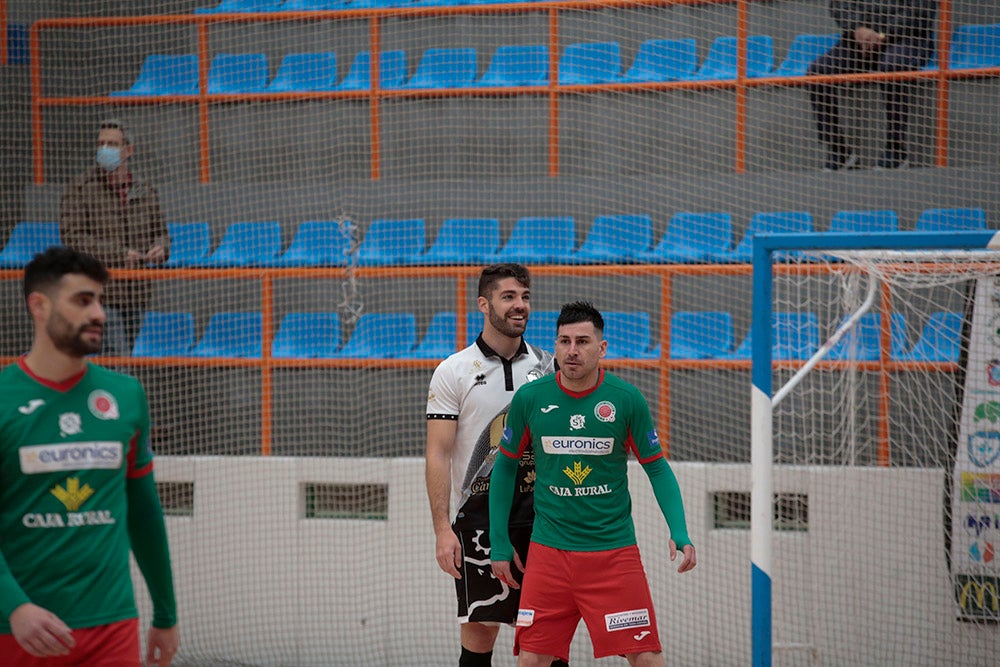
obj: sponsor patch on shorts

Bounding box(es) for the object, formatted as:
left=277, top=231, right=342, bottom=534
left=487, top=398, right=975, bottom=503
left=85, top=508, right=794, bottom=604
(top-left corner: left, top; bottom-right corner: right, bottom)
left=516, top=609, right=535, bottom=627
left=605, top=608, right=650, bottom=632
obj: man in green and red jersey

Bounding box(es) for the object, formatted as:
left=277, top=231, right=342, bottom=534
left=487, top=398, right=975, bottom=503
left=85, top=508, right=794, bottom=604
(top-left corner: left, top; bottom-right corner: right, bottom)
left=0, top=246, right=178, bottom=665
left=490, top=301, right=696, bottom=667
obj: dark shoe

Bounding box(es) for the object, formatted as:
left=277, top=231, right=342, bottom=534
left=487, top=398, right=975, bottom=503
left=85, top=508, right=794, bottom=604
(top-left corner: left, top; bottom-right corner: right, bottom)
left=874, top=150, right=909, bottom=170
left=822, top=150, right=859, bottom=171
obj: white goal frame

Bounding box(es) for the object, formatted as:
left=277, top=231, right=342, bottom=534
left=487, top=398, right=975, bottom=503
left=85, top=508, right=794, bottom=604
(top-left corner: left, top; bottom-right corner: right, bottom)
left=749, top=230, right=1000, bottom=667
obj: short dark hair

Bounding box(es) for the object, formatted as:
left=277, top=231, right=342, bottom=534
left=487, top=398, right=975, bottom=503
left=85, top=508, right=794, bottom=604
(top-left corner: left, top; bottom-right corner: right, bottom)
left=24, top=246, right=109, bottom=304
left=557, top=300, right=604, bottom=334
left=478, top=263, right=531, bottom=299
left=99, top=118, right=134, bottom=145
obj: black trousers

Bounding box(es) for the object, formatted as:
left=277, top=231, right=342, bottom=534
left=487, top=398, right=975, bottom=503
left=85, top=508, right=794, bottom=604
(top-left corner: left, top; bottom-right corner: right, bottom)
left=807, top=36, right=934, bottom=152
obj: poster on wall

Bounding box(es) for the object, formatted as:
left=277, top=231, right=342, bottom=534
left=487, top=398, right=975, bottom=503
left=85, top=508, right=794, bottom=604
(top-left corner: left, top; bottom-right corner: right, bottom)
left=952, top=278, right=1000, bottom=621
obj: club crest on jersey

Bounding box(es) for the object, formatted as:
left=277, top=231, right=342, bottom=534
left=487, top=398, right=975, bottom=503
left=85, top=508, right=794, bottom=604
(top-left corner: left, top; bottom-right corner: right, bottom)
left=88, top=390, right=119, bottom=421
left=594, top=401, right=616, bottom=423
left=59, top=412, right=82, bottom=437
left=570, top=414, right=586, bottom=430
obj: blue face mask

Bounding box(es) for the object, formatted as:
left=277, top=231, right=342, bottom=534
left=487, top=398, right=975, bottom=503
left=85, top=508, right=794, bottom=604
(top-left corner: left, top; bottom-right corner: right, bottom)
left=96, top=145, right=122, bottom=171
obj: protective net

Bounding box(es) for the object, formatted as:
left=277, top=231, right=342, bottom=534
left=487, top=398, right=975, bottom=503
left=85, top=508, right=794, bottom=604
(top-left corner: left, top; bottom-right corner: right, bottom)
left=0, top=0, right=998, bottom=664
left=764, top=242, right=1000, bottom=665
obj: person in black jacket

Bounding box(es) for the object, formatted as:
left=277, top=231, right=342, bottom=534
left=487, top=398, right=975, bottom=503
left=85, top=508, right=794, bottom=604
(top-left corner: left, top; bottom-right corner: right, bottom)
left=808, top=0, right=938, bottom=170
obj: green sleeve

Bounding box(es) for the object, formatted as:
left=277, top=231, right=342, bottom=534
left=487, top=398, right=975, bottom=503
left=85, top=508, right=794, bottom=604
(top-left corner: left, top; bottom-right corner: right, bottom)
left=126, top=473, right=177, bottom=628
left=0, top=551, right=31, bottom=622
left=643, top=457, right=692, bottom=550
left=488, top=452, right=519, bottom=563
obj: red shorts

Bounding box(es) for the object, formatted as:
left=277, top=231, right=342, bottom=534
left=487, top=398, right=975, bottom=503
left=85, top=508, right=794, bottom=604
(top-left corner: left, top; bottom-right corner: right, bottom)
left=0, top=618, right=140, bottom=667
left=514, top=542, right=661, bottom=661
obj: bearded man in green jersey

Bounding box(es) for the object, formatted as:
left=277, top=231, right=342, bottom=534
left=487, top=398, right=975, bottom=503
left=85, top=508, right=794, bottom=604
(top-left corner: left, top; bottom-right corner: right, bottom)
left=490, top=301, right=695, bottom=667
left=0, top=247, right=178, bottom=665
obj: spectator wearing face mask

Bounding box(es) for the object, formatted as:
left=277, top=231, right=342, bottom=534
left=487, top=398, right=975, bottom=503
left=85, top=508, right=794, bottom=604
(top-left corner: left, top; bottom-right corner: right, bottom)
left=60, top=118, right=170, bottom=356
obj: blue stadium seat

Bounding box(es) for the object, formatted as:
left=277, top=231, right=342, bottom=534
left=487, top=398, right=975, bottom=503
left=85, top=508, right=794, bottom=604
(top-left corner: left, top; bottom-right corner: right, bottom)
left=195, top=0, right=285, bottom=12
left=636, top=212, right=732, bottom=263
left=272, top=312, right=342, bottom=358
left=0, top=222, right=61, bottom=268
left=949, top=23, right=1000, bottom=69
left=6, top=23, right=28, bottom=65
left=915, top=207, right=987, bottom=232
left=191, top=312, right=262, bottom=358
left=896, top=312, right=963, bottom=362
left=268, top=221, right=351, bottom=267
left=418, top=218, right=500, bottom=264
left=333, top=50, right=408, bottom=90
left=728, top=312, right=820, bottom=360
left=728, top=211, right=815, bottom=263
left=402, top=48, right=477, bottom=89
left=346, top=0, right=413, bottom=7
left=621, top=39, right=698, bottom=83
left=329, top=313, right=417, bottom=358
left=558, top=42, right=623, bottom=84
left=279, top=0, right=351, bottom=7
left=164, top=222, right=211, bottom=267
left=465, top=310, right=482, bottom=347
left=524, top=310, right=560, bottom=347
left=828, top=210, right=900, bottom=233
left=199, top=222, right=282, bottom=267
left=356, top=218, right=426, bottom=266
left=267, top=53, right=338, bottom=91
left=603, top=312, right=658, bottom=359
left=476, top=45, right=549, bottom=87
left=111, top=55, right=199, bottom=96
left=693, top=35, right=774, bottom=80
left=567, top=214, right=652, bottom=264
left=773, top=33, right=839, bottom=77
left=495, top=216, right=576, bottom=263
left=670, top=311, right=733, bottom=359
left=132, top=312, right=196, bottom=357
left=407, top=312, right=458, bottom=359
left=208, top=54, right=269, bottom=93
left=827, top=312, right=908, bottom=361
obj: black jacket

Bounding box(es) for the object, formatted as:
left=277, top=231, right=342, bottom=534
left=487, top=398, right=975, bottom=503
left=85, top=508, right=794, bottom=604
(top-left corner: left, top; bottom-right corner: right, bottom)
left=830, top=0, right=937, bottom=44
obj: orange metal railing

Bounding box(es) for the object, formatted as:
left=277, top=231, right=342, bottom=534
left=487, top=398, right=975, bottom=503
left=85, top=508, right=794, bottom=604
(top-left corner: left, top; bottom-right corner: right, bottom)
left=28, top=0, right=1000, bottom=183
left=0, top=262, right=961, bottom=460
left=1, top=0, right=8, bottom=67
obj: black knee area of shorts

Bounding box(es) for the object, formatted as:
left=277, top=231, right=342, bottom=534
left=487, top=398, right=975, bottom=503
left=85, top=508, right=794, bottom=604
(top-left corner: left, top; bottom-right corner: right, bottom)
left=459, top=647, right=493, bottom=667
left=551, top=661, right=570, bottom=667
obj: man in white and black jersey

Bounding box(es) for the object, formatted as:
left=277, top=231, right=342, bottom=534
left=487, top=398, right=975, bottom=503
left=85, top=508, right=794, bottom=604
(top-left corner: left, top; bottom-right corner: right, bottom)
left=425, top=263, right=565, bottom=667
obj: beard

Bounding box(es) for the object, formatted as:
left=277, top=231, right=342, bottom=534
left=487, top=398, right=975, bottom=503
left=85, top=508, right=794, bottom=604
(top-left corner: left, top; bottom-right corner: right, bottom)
left=47, top=310, right=102, bottom=356
left=487, top=303, right=528, bottom=339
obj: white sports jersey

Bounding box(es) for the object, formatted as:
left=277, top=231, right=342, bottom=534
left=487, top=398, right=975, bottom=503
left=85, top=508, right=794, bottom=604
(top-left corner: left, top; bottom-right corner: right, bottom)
left=427, top=335, right=553, bottom=525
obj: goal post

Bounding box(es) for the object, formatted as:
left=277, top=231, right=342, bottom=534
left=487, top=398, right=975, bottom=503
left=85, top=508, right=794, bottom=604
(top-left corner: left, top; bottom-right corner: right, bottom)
left=750, top=231, right=1000, bottom=667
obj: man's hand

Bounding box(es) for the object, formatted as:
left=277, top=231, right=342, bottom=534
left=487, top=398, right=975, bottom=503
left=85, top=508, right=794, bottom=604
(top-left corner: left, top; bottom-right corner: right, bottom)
left=125, top=249, right=145, bottom=267
left=145, top=245, right=167, bottom=264
left=854, top=26, right=886, bottom=53
left=146, top=625, right=179, bottom=666
left=669, top=539, right=697, bottom=574
left=9, top=603, right=75, bottom=657
left=435, top=527, right=463, bottom=579
left=490, top=550, right=525, bottom=591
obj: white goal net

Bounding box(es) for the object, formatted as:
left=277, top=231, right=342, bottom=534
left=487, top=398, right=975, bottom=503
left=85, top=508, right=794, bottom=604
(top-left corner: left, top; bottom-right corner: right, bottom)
left=754, top=233, right=1000, bottom=666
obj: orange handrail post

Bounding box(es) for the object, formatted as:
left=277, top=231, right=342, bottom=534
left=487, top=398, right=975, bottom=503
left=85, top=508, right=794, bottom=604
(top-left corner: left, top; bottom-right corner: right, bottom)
left=197, top=20, right=211, bottom=183
left=261, top=274, right=274, bottom=456
left=30, top=22, right=43, bottom=184
left=370, top=17, right=382, bottom=180
left=456, top=273, right=468, bottom=353
left=935, top=0, right=953, bottom=168
left=1, top=0, right=8, bottom=67
left=733, top=0, right=747, bottom=174
left=547, top=8, right=559, bottom=178
left=658, top=273, right=672, bottom=457
left=877, top=283, right=893, bottom=467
